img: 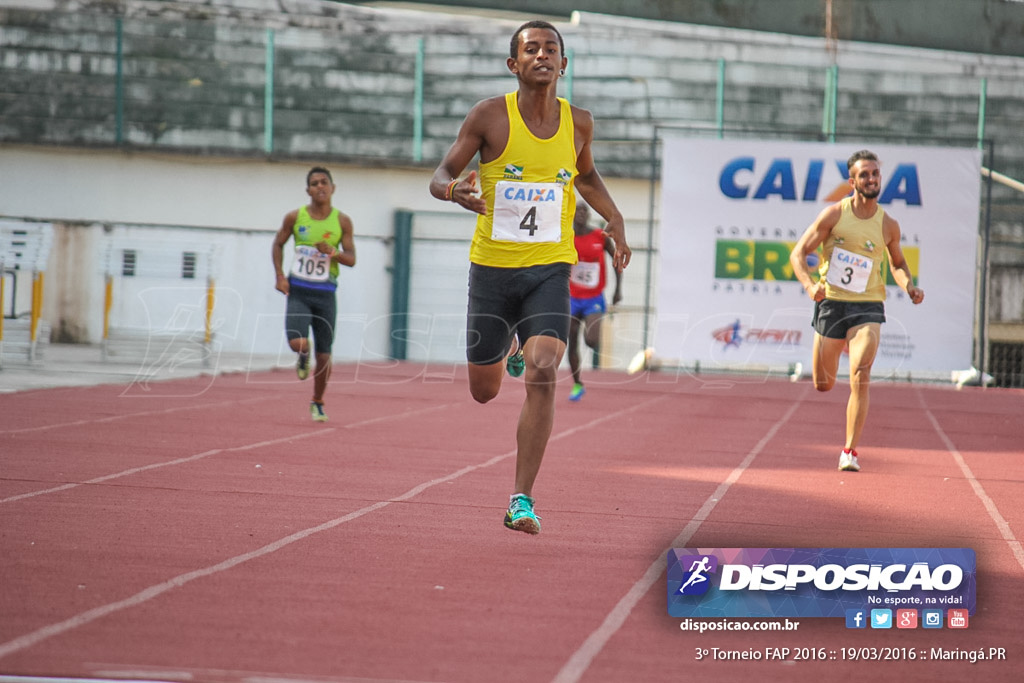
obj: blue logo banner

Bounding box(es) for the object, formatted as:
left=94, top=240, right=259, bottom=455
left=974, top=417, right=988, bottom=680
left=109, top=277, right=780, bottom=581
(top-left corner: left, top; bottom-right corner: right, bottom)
left=667, top=548, right=976, bottom=618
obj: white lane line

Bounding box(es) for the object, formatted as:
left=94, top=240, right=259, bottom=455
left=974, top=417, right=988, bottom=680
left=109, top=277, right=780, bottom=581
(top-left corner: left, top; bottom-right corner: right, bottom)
left=551, top=391, right=806, bottom=683
left=0, top=671, right=440, bottom=683
left=0, top=396, right=666, bottom=661
left=0, top=677, right=178, bottom=683
left=920, top=393, right=1024, bottom=574
left=0, top=404, right=453, bottom=505
left=0, top=396, right=271, bottom=436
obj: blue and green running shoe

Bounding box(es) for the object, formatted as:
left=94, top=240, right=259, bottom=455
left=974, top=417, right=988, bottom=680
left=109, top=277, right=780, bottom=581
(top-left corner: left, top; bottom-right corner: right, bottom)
left=296, top=351, right=310, bottom=380
left=506, top=349, right=525, bottom=378
left=310, top=401, right=328, bottom=422
left=503, top=493, right=541, bottom=534
left=568, top=383, right=585, bottom=402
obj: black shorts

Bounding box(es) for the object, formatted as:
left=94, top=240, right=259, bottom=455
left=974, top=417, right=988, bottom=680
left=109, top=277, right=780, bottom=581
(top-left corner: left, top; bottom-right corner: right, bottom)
left=812, top=299, right=886, bottom=340
left=285, top=283, right=337, bottom=353
left=466, top=262, right=571, bottom=365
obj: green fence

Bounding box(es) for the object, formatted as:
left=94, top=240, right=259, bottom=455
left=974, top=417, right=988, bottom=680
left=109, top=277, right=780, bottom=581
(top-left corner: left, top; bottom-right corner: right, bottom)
left=2, top=8, right=1022, bottom=189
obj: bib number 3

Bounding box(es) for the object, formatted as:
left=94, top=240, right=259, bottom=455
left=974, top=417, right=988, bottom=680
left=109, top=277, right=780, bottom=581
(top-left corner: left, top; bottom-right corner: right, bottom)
left=826, top=246, right=873, bottom=294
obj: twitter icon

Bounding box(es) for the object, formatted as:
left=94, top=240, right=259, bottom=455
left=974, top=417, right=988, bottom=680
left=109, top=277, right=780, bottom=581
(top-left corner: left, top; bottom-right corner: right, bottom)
left=870, top=609, right=893, bottom=629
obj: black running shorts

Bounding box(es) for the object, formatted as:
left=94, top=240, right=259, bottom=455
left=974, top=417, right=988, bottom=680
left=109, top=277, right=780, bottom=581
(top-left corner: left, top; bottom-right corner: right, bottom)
left=466, top=262, right=571, bottom=365
left=812, top=299, right=886, bottom=340
left=285, top=283, right=337, bottom=353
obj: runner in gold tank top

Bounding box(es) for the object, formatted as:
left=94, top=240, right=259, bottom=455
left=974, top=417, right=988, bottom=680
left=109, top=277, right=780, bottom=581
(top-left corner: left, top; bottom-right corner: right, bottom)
left=429, top=20, right=631, bottom=534
left=790, top=150, right=925, bottom=473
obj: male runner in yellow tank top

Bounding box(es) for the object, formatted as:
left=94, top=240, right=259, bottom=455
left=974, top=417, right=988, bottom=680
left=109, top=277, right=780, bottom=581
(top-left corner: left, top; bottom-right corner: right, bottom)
left=272, top=167, right=356, bottom=422
left=429, top=20, right=631, bottom=534
left=790, top=150, right=925, bottom=472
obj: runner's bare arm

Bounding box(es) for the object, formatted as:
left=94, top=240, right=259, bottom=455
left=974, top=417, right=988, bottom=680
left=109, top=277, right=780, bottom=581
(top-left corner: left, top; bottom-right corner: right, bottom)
left=429, top=98, right=504, bottom=215
left=790, top=203, right=842, bottom=301
left=571, top=107, right=630, bottom=271
left=883, top=214, right=924, bottom=304
left=272, top=210, right=298, bottom=294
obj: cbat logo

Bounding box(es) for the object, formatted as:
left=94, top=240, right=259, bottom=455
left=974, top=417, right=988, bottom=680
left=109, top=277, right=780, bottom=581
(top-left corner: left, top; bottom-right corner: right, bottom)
left=718, top=157, right=922, bottom=206
left=556, top=168, right=573, bottom=185
left=504, top=163, right=524, bottom=179
left=712, top=320, right=801, bottom=349
left=676, top=554, right=718, bottom=595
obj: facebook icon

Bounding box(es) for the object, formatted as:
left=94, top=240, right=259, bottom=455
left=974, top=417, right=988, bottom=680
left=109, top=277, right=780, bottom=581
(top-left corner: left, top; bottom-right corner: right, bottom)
left=845, top=609, right=867, bottom=629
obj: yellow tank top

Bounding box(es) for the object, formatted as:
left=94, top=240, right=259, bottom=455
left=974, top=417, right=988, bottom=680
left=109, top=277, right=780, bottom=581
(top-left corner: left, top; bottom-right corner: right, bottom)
left=820, top=197, right=887, bottom=302
left=470, top=92, right=578, bottom=267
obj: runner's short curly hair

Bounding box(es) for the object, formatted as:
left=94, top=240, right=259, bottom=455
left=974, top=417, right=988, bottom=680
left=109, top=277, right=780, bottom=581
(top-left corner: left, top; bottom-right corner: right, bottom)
left=510, top=20, right=564, bottom=59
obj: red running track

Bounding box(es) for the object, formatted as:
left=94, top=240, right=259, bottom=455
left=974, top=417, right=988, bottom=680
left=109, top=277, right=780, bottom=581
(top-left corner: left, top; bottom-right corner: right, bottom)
left=1, top=363, right=1022, bottom=682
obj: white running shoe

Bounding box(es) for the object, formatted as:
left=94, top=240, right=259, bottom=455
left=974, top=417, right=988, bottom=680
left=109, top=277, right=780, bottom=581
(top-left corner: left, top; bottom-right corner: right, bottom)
left=789, top=361, right=803, bottom=383
left=838, top=449, right=860, bottom=472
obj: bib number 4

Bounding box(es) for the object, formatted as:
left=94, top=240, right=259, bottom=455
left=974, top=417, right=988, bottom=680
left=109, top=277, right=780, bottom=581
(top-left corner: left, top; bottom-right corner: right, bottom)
left=491, top=181, right=563, bottom=243
left=519, top=206, right=540, bottom=237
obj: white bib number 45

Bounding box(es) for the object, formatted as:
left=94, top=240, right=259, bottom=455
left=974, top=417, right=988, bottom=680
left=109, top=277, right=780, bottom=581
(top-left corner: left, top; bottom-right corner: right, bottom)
left=491, top=181, right=563, bottom=243
left=570, top=261, right=600, bottom=288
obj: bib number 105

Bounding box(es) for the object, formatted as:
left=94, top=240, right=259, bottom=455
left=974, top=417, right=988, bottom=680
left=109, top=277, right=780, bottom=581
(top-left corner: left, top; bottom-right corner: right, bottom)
left=290, top=245, right=331, bottom=282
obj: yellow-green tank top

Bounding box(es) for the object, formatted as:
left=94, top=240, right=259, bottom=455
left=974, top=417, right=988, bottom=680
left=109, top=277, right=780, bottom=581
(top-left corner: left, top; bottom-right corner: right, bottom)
left=291, top=205, right=343, bottom=287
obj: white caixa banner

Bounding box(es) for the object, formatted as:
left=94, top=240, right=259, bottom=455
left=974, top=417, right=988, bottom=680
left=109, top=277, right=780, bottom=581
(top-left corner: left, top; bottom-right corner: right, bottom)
left=655, top=139, right=982, bottom=375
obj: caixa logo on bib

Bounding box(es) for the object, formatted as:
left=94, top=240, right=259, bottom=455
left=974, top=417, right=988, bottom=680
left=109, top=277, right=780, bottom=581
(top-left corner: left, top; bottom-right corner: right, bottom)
left=667, top=548, right=976, bottom=618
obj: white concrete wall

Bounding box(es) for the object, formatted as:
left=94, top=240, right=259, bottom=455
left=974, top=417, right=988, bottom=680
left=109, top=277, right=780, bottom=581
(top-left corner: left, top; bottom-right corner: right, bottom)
left=0, top=145, right=653, bottom=362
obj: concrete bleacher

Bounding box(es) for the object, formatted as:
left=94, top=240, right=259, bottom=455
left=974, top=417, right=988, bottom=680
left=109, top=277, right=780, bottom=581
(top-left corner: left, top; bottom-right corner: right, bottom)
left=0, top=317, right=51, bottom=367
left=2, top=0, right=1022, bottom=265
left=2, top=0, right=1023, bottom=190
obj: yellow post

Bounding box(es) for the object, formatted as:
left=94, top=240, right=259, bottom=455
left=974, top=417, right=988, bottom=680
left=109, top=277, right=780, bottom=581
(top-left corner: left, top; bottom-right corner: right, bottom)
left=205, top=277, right=215, bottom=344
left=103, top=274, right=113, bottom=340
left=29, top=271, right=44, bottom=361
left=30, top=272, right=43, bottom=343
